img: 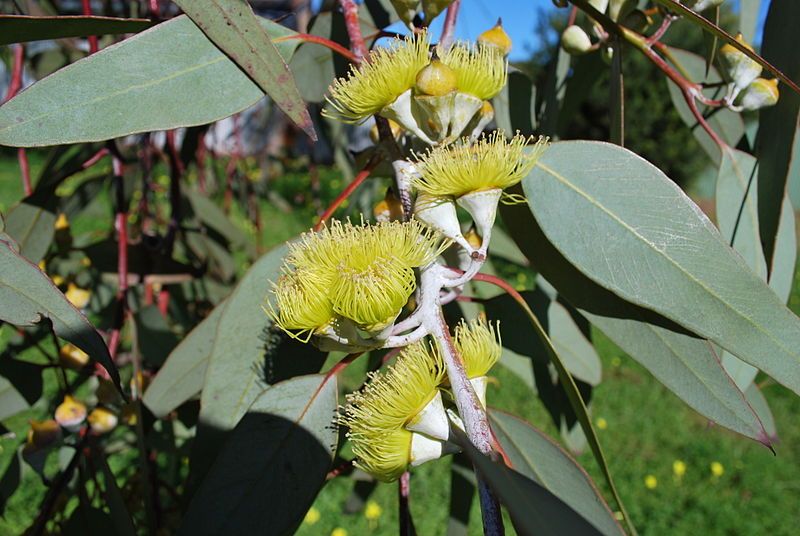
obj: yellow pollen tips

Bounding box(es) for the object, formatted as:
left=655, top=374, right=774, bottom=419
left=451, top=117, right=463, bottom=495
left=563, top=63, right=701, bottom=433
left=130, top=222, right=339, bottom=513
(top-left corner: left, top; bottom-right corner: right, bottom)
left=414, top=132, right=549, bottom=198
left=324, top=32, right=430, bottom=123
left=441, top=42, right=507, bottom=101
left=454, top=317, right=501, bottom=379
left=415, top=58, right=458, bottom=96
left=478, top=20, right=512, bottom=55
left=341, top=340, right=445, bottom=481
left=271, top=220, right=445, bottom=335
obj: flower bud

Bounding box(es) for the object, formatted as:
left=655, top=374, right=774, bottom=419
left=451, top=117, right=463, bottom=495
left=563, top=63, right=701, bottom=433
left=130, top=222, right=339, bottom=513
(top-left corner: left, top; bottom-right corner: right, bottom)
left=59, top=343, right=89, bottom=370
left=720, top=33, right=762, bottom=93
left=65, top=283, right=91, bottom=309
left=737, top=78, right=779, bottom=111
left=561, top=25, right=593, bottom=56
left=25, top=419, right=62, bottom=450
left=88, top=407, right=118, bottom=435
left=416, top=59, right=458, bottom=97
left=55, top=395, right=87, bottom=432
left=478, top=20, right=512, bottom=56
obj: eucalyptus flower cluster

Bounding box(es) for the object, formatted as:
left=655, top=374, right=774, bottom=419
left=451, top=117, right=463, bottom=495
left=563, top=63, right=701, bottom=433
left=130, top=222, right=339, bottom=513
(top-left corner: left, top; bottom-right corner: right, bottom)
left=269, top=25, right=549, bottom=482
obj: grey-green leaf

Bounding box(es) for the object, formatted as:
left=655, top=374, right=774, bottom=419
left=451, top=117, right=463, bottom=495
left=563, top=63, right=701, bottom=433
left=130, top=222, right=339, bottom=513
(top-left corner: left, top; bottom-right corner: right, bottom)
left=0, top=14, right=153, bottom=46
left=523, top=141, right=800, bottom=396
left=142, top=299, right=226, bottom=418
left=181, top=374, right=338, bottom=536
left=490, top=410, right=623, bottom=536
left=0, top=239, right=120, bottom=389
left=173, top=0, right=315, bottom=140
left=0, top=15, right=300, bottom=147
left=585, top=313, right=769, bottom=445
left=5, top=195, right=57, bottom=264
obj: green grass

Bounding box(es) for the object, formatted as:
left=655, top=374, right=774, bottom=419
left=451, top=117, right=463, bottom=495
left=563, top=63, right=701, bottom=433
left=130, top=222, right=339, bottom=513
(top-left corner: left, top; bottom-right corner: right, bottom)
left=1, top=153, right=799, bottom=534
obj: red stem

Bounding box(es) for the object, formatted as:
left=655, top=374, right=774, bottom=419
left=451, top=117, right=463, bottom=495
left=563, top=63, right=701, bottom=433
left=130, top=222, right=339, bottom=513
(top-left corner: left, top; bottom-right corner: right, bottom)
left=81, top=147, right=109, bottom=169
left=339, top=0, right=368, bottom=61
left=274, top=33, right=358, bottom=63
left=439, top=0, right=461, bottom=49
left=81, top=0, right=99, bottom=53
left=313, top=153, right=381, bottom=231
left=4, top=45, right=31, bottom=196
left=323, top=352, right=363, bottom=382
left=18, top=149, right=31, bottom=196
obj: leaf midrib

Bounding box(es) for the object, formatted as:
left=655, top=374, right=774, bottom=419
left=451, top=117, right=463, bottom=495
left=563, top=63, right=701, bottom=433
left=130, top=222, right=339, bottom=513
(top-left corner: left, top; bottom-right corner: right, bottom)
left=535, top=160, right=797, bottom=362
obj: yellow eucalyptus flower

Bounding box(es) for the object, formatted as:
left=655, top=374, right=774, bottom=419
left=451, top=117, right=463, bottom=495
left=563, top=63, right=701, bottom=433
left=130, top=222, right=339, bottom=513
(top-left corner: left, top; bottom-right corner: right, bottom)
left=453, top=318, right=501, bottom=379
left=271, top=220, right=445, bottom=334
left=324, top=32, right=430, bottom=123
left=88, top=407, right=118, bottom=435
left=413, top=132, right=549, bottom=198
left=440, top=43, right=507, bottom=100
left=341, top=341, right=447, bottom=482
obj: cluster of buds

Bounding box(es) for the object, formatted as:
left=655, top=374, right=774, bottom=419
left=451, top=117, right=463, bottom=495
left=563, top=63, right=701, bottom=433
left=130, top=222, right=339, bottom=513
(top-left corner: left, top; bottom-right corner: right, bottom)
left=719, top=33, right=780, bottom=112
left=390, top=0, right=455, bottom=26
left=270, top=23, right=549, bottom=483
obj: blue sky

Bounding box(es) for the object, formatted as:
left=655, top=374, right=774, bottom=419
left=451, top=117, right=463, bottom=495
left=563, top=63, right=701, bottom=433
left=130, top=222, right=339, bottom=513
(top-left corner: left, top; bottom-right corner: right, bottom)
left=312, top=0, right=773, bottom=61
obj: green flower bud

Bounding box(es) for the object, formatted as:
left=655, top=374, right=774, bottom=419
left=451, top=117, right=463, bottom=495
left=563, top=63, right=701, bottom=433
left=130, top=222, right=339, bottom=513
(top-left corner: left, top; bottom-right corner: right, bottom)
left=561, top=25, right=593, bottom=56
left=415, top=59, right=458, bottom=97
left=478, top=19, right=513, bottom=56
left=737, top=78, right=779, bottom=111
left=720, top=33, right=762, bottom=93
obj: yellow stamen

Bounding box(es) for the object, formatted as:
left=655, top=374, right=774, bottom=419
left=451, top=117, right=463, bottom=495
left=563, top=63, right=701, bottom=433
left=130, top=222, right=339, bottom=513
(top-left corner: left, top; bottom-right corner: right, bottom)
left=414, top=132, right=549, bottom=198
left=341, top=341, right=445, bottom=481
left=454, top=317, right=501, bottom=379
left=324, top=32, right=431, bottom=123
left=440, top=43, right=507, bottom=100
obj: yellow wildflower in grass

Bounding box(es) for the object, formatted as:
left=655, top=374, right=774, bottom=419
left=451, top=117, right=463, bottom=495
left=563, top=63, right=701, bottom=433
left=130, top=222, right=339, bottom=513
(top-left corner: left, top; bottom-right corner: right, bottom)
left=303, top=507, right=321, bottom=525
left=673, top=460, right=687, bottom=478
left=331, top=528, right=348, bottom=536
left=596, top=417, right=608, bottom=430
left=453, top=318, right=501, bottom=379
left=710, top=461, right=724, bottom=478
left=440, top=43, right=507, bottom=100
left=341, top=341, right=445, bottom=482
left=271, top=220, right=445, bottom=334
left=644, top=475, right=658, bottom=490
left=365, top=500, right=383, bottom=520
left=413, top=132, right=549, bottom=198
left=324, top=32, right=430, bottom=123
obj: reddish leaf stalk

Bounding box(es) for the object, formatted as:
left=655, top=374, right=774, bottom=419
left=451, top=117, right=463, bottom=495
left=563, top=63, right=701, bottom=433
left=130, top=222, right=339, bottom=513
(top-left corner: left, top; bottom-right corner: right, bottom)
left=81, top=147, right=110, bottom=169
left=4, top=45, right=31, bottom=196
left=338, top=0, right=368, bottom=61
left=439, top=0, right=462, bottom=50
left=81, top=0, right=99, bottom=53
left=273, top=33, right=358, bottom=63
left=313, top=153, right=381, bottom=231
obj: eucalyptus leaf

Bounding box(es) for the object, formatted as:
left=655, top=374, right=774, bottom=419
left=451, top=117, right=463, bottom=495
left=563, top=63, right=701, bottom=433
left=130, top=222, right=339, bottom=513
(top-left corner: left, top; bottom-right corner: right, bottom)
left=5, top=193, right=57, bottom=264
left=172, top=0, right=315, bottom=140
left=143, top=300, right=225, bottom=418
left=490, top=410, right=623, bottom=536
left=0, top=14, right=153, bottom=46
left=524, top=141, right=800, bottom=396
left=0, top=239, right=120, bottom=390
left=757, top=0, right=800, bottom=267
left=0, top=15, right=301, bottom=147
left=181, top=374, right=338, bottom=536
